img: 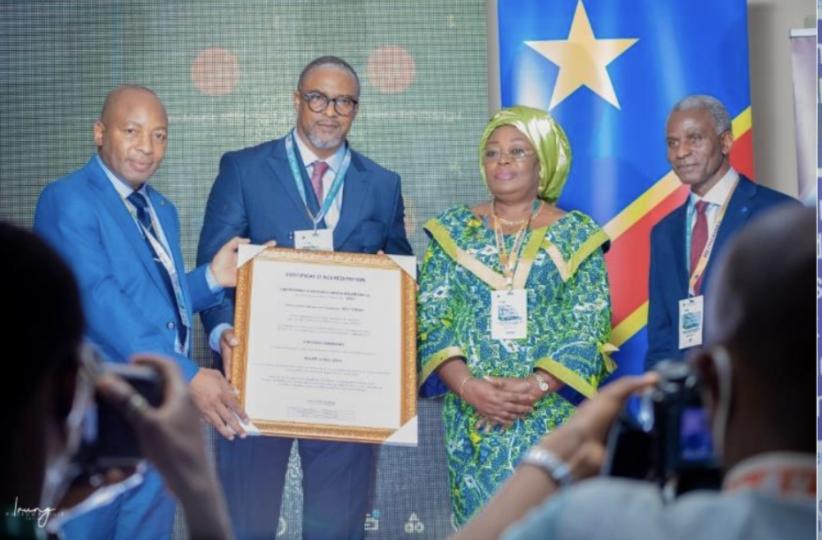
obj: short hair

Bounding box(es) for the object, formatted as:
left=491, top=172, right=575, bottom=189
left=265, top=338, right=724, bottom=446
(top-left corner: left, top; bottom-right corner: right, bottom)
left=100, top=84, right=162, bottom=122
left=670, top=94, right=732, bottom=135
left=706, top=205, right=813, bottom=449
left=297, top=56, right=360, bottom=98
left=2, top=222, right=84, bottom=427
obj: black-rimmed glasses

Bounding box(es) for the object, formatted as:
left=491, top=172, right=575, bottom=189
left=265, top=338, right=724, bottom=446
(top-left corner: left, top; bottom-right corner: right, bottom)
left=300, top=90, right=358, bottom=116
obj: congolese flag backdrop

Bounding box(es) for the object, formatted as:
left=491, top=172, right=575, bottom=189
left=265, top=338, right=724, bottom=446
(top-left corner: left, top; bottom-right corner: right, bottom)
left=491, top=0, right=754, bottom=377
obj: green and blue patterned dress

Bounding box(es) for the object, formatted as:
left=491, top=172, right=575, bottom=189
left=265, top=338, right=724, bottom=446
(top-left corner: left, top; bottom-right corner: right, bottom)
left=417, top=205, right=614, bottom=525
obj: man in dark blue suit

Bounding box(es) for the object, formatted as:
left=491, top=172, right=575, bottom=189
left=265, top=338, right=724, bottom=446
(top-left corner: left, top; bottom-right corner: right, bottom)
left=645, top=95, right=796, bottom=370
left=34, top=85, right=247, bottom=540
left=197, top=56, right=413, bottom=539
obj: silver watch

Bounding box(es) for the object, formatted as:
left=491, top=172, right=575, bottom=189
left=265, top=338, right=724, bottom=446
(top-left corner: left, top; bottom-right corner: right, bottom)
left=521, top=446, right=573, bottom=487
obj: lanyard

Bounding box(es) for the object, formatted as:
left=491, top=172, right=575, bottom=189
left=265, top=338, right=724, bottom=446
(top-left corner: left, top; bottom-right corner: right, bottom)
left=124, top=195, right=187, bottom=327
left=686, top=177, right=738, bottom=295
left=140, top=222, right=177, bottom=281
left=125, top=198, right=178, bottom=284
left=492, top=199, right=542, bottom=289
left=138, top=220, right=191, bottom=352
left=285, top=130, right=350, bottom=230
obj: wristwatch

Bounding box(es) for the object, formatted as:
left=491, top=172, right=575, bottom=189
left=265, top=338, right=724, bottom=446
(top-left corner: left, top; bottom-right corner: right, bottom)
left=533, top=372, right=550, bottom=393
left=520, top=446, right=573, bottom=487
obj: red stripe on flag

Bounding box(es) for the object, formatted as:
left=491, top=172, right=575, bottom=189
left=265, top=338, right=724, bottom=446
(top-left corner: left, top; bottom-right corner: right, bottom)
left=729, top=129, right=755, bottom=180
left=604, top=125, right=752, bottom=335
left=605, top=185, right=689, bottom=326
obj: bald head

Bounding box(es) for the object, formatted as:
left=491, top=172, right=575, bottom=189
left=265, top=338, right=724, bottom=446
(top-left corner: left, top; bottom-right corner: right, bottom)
left=99, top=85, right=166, bottom=124
left=94, top=85, right=169, bottom=189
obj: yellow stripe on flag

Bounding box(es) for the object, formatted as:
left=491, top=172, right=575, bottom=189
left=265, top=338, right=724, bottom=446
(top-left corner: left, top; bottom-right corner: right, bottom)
left=612, top=301, right=648, bottom=347
left=603, top=172, right=681, bottom=241
left=603, top=108, right=752, bottom=244
left=732, top=106, right=752, bottom=138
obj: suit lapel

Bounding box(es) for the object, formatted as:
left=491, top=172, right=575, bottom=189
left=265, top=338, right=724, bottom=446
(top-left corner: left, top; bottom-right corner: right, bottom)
left=146, top=186, right=189, bottom=312
left=265, top=138, right=315, bottom=230
left=333, top=151, right=369, bottom=248
left=86, top=158, right=174, bottom=307
left=706, top=176, right=755, bottom=277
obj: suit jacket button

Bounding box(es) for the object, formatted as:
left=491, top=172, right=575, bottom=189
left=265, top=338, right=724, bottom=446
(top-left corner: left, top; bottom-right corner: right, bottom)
left=167, top=321, right=176, bottom=329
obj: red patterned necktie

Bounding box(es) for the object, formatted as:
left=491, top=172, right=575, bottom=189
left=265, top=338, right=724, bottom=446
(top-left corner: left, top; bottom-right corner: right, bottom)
left=690, top=200, right=709, bottom=292
left=310, top=161, right=329, bottom=203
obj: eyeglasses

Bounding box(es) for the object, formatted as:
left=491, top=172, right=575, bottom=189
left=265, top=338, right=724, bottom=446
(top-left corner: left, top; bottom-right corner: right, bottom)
left=300, top=90, right=358, bottom=116
left=483, top=147, right=535, bottom=163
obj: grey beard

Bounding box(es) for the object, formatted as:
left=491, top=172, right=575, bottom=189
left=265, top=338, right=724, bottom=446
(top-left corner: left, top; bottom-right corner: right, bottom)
left=306, top=130, right=343, bottom=151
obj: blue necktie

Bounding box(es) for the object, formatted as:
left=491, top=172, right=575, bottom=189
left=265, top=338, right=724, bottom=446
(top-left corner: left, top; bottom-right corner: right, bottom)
left=126, top=191, right=187, bottom=348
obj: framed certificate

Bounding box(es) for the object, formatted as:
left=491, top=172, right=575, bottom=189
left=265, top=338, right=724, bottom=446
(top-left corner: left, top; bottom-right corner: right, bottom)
left=231, top=245, right=417, bottom=445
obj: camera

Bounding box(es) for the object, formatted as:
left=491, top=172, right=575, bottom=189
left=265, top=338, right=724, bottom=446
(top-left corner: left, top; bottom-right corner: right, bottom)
left=602, top=360, right=721, bottom=499
left=74, top=358, right=164, bottom=472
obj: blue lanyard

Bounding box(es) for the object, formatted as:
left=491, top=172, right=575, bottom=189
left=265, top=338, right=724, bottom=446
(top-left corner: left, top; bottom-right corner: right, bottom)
left=285, top=130, right=351, bottom=229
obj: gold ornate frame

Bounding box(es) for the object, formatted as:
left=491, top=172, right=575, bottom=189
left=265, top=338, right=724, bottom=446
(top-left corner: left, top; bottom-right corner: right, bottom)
left=232, top=247, right=417, bottom=443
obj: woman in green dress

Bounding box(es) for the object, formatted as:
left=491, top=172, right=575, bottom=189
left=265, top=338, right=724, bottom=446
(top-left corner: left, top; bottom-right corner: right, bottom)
left=417, top=106, right=615, bottom=526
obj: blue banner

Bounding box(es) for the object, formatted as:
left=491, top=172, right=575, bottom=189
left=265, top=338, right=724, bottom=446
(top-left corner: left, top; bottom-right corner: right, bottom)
left=495, top=0, right=752, bottom=377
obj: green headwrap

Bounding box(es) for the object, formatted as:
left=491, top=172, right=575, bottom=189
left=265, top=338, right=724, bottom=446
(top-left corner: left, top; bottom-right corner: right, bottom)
left=478, top=105, right=572, bottom=202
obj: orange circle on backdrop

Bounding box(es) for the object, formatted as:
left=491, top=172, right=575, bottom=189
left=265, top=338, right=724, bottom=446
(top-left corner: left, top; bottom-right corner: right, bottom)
left=191, top=47, right=239, bottom=96
left=366, top=46, right=416, bottom=94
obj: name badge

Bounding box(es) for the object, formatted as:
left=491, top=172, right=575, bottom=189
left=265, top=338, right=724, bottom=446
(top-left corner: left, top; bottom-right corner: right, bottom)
left=294, top=229, right=334, bottom=252
left=678, top=295, right=704, bottom=349
left=491, top=289, right=528, bottom=340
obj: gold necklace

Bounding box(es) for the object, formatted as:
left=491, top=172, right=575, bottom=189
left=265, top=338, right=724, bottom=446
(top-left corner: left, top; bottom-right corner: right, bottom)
left=491, top=200, right=542, bottom=228
left=492, top=200, right=543, bottom=287
left=495, top=214, right=528, bottom=227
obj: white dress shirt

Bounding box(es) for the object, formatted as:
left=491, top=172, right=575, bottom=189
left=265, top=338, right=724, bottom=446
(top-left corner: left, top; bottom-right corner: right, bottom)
left=686, top=167, right=739, bottom=273
left=293, top=129, right=347, bottom=229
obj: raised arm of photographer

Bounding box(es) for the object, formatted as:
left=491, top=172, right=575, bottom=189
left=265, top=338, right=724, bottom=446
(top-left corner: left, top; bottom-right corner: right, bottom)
left=97, top=355, right=234, bottom=540
left=452, top=373, right=658, bottom=540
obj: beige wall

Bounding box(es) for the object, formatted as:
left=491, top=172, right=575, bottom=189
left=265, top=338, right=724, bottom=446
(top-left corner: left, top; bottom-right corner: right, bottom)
left=747, top=0, right=816, bottom=197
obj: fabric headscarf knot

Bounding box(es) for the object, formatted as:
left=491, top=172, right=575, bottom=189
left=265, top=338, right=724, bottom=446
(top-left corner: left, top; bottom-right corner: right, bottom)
left=479, top=105, right=572, bottom=202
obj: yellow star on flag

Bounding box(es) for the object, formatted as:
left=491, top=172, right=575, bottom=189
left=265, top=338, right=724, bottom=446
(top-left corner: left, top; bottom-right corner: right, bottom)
left=525, top=0, right=638, bottom=110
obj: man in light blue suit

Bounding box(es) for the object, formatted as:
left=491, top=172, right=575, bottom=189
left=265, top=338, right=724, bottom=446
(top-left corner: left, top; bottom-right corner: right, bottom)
left=645, top=95, right=796, bottom=369
left=34, top=85, right=247, bottom=540
left=197, top=56, right=413, bottom=540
